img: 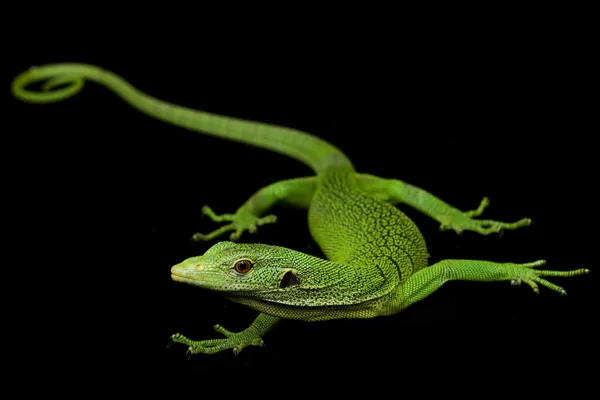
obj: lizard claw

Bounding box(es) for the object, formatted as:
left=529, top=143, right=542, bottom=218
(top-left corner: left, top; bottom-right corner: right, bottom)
left=464, top=197, right=490, bottom=218
left=233, top=346, right=243, bottom=356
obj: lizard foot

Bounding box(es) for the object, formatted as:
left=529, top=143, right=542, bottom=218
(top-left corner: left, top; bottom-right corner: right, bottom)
left=170, top=325, right=265, bottom=356
left=439, top=197, right=532, bottom=235
left=191, top=205, right=277, bottom=242
left=504, top=260, right=590, bottom=295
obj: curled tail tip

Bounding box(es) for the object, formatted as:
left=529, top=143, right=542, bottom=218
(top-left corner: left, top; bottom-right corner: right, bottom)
left=12, top=64, right=85, bottom=104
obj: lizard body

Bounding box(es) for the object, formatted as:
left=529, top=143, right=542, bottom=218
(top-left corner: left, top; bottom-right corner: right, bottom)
left=12, top=64, right=589, bottom=356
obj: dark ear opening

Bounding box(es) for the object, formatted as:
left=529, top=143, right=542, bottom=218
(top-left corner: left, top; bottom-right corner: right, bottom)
left=279, top=271, right=300, bottom=289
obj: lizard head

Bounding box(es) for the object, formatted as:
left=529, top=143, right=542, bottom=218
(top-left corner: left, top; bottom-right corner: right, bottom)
left=171, top=241, right=385, bottom=320
left=170, top=241, right=306, bottom=294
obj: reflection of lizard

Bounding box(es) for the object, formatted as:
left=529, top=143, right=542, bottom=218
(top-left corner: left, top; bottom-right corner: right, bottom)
left=12, top=63, right=590, bottom=356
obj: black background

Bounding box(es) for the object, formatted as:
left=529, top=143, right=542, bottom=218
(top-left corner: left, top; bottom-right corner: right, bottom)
left=6, top=27, right=595, bottom=395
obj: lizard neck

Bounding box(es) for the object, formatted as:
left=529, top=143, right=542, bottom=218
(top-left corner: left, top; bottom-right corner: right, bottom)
left=224, top=249, right=394, bottom=308
left=225, top=255, right=397, bottom=321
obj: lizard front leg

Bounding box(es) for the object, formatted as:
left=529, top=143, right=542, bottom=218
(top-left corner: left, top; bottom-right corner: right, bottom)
left=391, top=259, right=589, bottom=312
left=170, top=313, right=280, bottom=356
left=192, top=176, right=316, bottom=241
left=357, top=174, right=531, bottom=235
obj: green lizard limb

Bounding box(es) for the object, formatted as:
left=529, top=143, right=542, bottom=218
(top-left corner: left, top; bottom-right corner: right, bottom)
left=357, top=174, right=531, bottom=234
left=192, top=176, right=315, bottom=241
left=170, top=313, right=280, bottom=356
left=397, top=259, right=589, bottom=310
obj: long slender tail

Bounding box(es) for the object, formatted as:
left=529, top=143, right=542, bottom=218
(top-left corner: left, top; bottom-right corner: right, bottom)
left=11, top=63, right=352, bottom=173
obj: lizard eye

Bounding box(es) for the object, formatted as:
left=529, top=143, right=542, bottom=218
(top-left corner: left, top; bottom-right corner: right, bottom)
left=234, top=259, right=253, bottom=274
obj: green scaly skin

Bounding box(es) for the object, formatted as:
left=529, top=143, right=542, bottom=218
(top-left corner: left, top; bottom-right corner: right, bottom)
left=12, top=64, right=590, bottom=357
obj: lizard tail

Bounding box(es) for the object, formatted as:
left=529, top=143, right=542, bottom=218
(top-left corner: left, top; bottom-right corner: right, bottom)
left=11, top=63, right=353, bottom=173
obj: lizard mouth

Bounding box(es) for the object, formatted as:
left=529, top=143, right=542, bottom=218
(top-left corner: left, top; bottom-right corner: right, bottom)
left=170, top=263, right=202, bottom=284
left=170, top=263, right=223, bottom=287
left=170, top=273, right=197, bottom=284
left=170, top=272, right=222, bottom=287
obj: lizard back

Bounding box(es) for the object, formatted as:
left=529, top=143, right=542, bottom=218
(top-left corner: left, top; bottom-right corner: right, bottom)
left=308, top=169, right=429, bottom=285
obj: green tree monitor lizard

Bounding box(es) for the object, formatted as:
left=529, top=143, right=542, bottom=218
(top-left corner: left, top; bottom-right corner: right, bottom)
left=11, top=63, right=590, bottom=356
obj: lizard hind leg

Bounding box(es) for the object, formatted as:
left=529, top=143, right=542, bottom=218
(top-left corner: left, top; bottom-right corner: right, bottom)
left=356, top=174, right=532, bottom=236
left=439, top=196, right=532, bottom=235
left=191, top=205, right=277, bottom=242
left=190, top=176, right=316, bottom=242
